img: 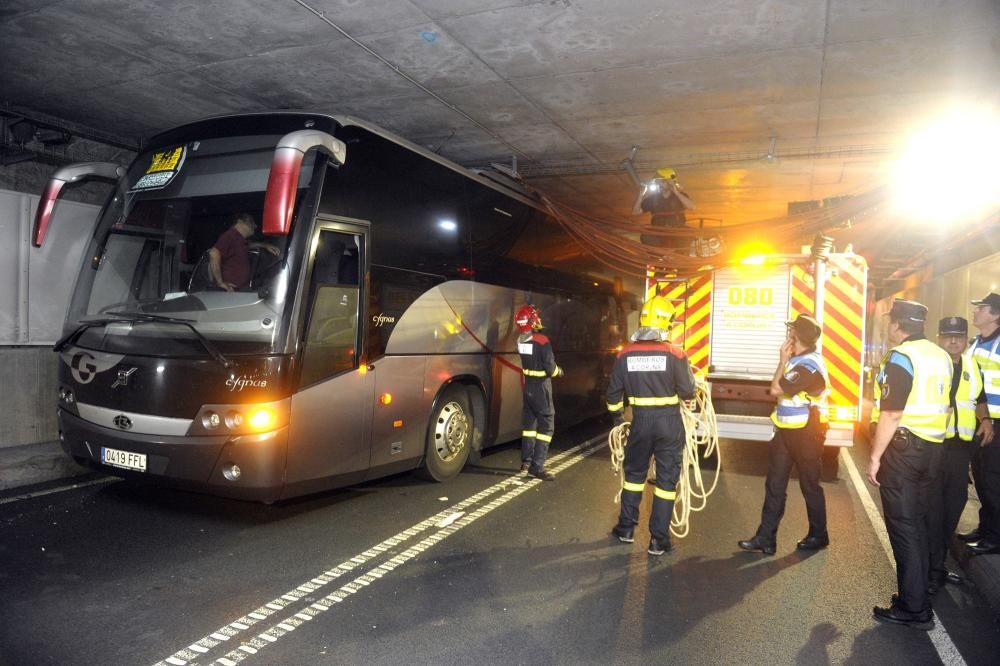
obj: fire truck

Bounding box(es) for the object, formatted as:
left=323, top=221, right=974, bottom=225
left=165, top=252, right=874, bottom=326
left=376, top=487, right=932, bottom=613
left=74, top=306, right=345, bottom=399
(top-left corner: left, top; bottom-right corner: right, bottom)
left=649, top=250, right=868, bottom=446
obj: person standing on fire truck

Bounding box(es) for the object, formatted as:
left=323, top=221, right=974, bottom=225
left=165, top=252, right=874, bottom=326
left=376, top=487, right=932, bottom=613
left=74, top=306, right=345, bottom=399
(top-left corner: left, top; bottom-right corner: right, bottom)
left=516, top=304, right=562, bottom=481
left=739, top=314, right=830, bottom=556
left=607, top=295, right=695, bottom=556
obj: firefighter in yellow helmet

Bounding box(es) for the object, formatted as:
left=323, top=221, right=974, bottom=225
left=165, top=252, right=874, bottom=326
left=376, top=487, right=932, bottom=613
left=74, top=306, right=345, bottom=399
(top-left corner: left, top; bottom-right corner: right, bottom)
left=606, top=295, right=695, bottom=555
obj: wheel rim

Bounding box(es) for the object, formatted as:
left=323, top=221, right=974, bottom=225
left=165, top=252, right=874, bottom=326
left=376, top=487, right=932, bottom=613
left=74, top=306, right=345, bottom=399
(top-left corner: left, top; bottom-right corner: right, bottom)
left=433, top=400, right=469, bottom=463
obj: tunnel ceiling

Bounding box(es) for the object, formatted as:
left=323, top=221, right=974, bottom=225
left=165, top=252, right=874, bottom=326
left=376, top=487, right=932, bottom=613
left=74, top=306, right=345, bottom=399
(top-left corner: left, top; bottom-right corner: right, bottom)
left=1, top=0, right=998, bottom=290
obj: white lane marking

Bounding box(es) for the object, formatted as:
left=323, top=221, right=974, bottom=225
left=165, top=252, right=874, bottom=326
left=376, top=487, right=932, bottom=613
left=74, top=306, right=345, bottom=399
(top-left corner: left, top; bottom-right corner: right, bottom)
left=151, top=435, right=605, bottom=666
left=436, top=511, right=465, bottom=528
left=0, top=477, right=117, bottom=505
left=207, top=436, right=607, bottom=666
left=839, top=448, right=967, bottom=665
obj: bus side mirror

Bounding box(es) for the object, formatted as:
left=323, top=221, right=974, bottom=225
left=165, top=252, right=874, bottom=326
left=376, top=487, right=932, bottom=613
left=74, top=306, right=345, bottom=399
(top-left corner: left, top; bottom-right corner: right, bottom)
left=32, top=162, right=123, bottom=247
left=263, top=130, right=347, bottom=237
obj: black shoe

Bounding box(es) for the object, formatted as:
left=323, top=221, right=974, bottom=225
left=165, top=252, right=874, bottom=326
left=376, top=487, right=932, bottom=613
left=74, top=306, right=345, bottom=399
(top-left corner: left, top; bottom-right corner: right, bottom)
left=648, top=538, right=672, bottom=556
left=968, top=540, right=1000, bottom=555
left=796, top=534, right=830, bottom=550
left=958, top=528, right=982, bottom=543
left=873, top=605, right=933, bottom=630
left=519, top=462, right=530, bottom=473
left=738, top=537, right=776, bottom=555
left=612, top=525, right=635, bottom=543
left=944, top=570, right=963, bottom=585
left=529, top=468, right=555, bottom=481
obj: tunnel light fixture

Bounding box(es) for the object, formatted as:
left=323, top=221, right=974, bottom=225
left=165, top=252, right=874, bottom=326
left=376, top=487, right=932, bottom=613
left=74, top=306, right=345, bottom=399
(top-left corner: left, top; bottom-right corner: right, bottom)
left=892, top=105, right=1000, bottom=224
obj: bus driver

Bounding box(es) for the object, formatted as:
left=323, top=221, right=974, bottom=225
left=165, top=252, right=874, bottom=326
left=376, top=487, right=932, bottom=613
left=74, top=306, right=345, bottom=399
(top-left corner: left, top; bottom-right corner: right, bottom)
left=208, top=213, right=279, bottom=291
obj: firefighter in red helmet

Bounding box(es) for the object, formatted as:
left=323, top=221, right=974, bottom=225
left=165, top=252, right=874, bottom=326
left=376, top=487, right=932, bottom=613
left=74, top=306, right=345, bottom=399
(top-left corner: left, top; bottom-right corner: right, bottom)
left=607, top=295, right=695, bottom=555
left=515, top=304, right=563, bottom=480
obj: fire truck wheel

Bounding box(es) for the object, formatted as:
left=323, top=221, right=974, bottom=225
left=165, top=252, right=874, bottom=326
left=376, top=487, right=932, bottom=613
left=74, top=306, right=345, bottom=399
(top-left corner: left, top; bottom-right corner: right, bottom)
left=420, top=385, right=472, bottom=482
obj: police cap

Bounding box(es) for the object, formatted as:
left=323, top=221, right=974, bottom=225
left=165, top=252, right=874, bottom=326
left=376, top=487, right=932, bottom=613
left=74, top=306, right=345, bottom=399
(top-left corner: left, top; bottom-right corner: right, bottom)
left=938, top=316, right=968, bottom=336
left=970, top=292, right=1000, bottom=310
left=886, top=299, right=927, bottom=323
left=785, top=314, right=822, bottom=344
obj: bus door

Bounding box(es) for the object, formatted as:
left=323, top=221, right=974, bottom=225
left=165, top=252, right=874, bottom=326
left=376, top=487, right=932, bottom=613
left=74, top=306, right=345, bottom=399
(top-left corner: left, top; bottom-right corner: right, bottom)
left=286, top=219, right=373, bottom=485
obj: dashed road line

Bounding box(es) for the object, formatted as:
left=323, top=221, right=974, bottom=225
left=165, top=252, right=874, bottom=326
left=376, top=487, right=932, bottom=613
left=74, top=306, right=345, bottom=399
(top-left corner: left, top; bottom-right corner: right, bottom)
left=152, top=434, right=607, bottom=666
left=0, top=477, right=117, bottom=505
left=839, top=447, right=967, bottom=666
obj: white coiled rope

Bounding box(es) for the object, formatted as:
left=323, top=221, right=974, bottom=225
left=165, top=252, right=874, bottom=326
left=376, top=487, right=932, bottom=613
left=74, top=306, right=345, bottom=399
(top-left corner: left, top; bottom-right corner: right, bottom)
left=608, top=374, right=721, bottom=538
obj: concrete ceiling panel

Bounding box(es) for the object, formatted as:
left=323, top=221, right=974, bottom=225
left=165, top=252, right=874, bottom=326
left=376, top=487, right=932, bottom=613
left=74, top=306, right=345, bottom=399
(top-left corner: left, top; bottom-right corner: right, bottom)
left=821, top=29, right=999, bottom=100
left=827, top=0, right=1000, bottom=44
left=559, top=100, right=820, bottom=157
left=48, top=0, right=346, bottom=70
left=357, top=21, right=502, bottom=90
left=512, top=47, right=824, bottom=122
left=438, top=0, right=826, bottom=80
left=192, top=41, right=420, bottom=108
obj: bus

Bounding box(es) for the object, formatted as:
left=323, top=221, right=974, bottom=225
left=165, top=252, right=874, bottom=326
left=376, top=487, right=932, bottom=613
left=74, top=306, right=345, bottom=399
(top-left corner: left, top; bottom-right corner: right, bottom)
left=32, top=112, right=636, bottom=502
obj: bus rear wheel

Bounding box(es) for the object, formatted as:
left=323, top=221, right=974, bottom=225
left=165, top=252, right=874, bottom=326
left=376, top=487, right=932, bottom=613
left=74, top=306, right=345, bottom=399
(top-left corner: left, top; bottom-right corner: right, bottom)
left=421, top=386, right=473, bottom=482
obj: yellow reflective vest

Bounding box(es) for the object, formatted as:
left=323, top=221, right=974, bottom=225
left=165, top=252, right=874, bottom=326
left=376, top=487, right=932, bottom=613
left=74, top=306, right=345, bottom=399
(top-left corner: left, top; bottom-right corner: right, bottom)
left=874, top=338, right=953, bottom=443
left=946, top=351, right=982, bottom=441
left=771, top=351, right=829, bottom=429
left=970, top=333, right=1000, bottom=419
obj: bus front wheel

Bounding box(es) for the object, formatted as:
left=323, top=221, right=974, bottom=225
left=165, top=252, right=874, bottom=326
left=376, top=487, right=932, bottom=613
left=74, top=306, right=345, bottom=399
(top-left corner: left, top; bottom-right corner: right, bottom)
left=421, top=386, right=473, bottom=482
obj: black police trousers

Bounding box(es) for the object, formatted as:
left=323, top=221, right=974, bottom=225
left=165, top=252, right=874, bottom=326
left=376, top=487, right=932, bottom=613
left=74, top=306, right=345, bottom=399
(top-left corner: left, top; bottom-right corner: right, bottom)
left=755, top=410, right=827, bottom=545
left=927, top=439, right=974, bottom=579
left=521, top=380, right=554, bottom=472
left=971, top=441, right=1000, bottom=543
left=616, top=409, right=684, bottom=543
left=878, top=431, right=943, bottom=614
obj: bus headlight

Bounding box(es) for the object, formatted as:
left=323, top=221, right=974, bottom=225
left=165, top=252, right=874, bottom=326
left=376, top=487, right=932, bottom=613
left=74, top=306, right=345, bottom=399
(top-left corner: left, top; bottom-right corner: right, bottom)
left=202, top=411, right=222, bottom=429
left=190, top=399, right=289, bottom=436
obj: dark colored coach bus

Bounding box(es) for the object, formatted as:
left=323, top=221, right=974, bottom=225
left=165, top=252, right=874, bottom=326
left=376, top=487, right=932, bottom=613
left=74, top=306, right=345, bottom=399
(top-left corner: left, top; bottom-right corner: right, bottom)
left=32, top=112, right=637, bottom=501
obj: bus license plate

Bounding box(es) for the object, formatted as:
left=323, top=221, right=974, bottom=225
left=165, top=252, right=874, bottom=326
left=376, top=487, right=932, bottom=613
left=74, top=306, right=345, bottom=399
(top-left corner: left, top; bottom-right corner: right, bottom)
left=101, top=447, right=147, bottom=472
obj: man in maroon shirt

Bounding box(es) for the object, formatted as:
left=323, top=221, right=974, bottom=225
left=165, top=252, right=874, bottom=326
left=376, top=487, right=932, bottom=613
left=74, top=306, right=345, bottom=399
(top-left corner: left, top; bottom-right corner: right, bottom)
left=208, top=213, right=278, bottom=291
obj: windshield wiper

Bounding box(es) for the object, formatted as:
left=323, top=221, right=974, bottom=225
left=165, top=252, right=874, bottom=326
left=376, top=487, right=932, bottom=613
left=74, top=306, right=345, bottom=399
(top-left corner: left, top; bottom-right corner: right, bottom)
left=56, top=312, right=232, bottom=368
left=105, top=311, right=232, bottom=368
left=53, top=316, right=133, bottom=353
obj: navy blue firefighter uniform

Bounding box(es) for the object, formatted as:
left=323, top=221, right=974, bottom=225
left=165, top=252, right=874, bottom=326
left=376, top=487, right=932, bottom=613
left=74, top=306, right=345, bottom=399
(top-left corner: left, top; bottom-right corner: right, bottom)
left=607, top=337, right=696, bottom=552
left=517, top=325, right=562, bottom=480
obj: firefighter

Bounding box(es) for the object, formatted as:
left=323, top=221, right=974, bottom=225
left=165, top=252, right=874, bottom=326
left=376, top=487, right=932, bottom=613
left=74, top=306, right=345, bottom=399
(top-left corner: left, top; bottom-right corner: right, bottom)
left=515, top=304, right=562, bottom=481
left=607, top=295, right=696, bottom=555
left=738, top=314, right=829, bottom=556
left=965, top=292, right=1000, bottom=555
left=926, top=316, right=982, bottom=589
left=867, top=299, right=953, bottom=630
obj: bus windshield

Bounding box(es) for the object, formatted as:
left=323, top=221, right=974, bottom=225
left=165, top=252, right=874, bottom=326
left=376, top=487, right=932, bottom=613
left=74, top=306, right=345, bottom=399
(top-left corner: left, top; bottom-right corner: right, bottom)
left=67, top=134, right=316, bottom=357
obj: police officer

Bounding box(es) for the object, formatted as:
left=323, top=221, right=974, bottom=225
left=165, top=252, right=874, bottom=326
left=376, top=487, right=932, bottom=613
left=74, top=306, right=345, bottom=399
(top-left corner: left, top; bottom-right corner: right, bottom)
left=607, top=295, right=695, bottom=555
left=867, top=299, right=953, bottom=630
left=926, top=316, right=981, bottom=589
left=965, top=292, right=1000, bottom=555
left=739, top=314, right=829, bottom=556
left=515, top=304, right=562, bottom=481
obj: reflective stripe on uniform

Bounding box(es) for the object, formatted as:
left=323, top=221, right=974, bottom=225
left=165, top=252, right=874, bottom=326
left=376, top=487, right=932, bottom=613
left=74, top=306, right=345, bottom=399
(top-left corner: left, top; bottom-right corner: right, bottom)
left=628, top=395, right=679, bottom=406
left=653, top=487, right=676, bottom=500
left=522, top=430, right=537, bottom=438
left=536, top=433, right=552, bottom=443
left=607, top=401, right=624, bottom=412
left=971, top=336, right=1000, bottom=419
left=622, top=480, right=645, bottom=493
left=523, top=369, right=547, bottom=377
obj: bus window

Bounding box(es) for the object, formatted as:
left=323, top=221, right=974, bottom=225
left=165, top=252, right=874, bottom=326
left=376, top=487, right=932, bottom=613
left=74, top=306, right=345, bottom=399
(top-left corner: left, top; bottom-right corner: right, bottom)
left=300, top=230, right=362, bottom=387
